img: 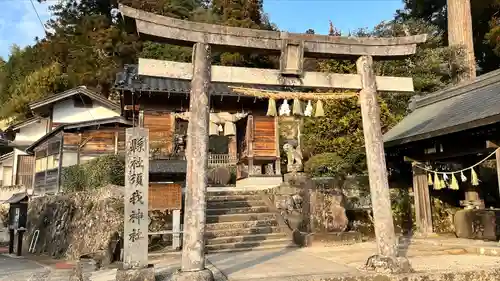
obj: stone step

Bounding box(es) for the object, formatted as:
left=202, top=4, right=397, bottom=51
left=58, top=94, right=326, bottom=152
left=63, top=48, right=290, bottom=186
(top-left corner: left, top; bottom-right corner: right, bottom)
left=206, top=219, right=278, bottom=231
left=206, top=237, right=292, bottom=252
left=208, top=191, right=262, bottom=196
left=207, top=242, right=297, bottom=254
left=207, top=206, right=269, bottom=215
left=205, top=226, right=284, bottom=239
left=206, top=212, right=277, bottom=223
left=207, top=194, right=263, bottom=201
left=206, top=233, right=287, bottom=245
left=207, top=200, right=266, bottom=208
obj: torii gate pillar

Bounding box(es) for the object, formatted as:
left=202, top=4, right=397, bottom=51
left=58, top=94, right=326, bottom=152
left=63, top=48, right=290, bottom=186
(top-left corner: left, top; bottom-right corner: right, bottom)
left=119, top=4, right=427, bottom=276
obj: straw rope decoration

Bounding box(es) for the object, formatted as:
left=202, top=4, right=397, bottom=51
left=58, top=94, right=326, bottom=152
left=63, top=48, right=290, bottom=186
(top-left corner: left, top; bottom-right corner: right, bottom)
left=229, top=86, right=359, bottom=100
left=229, top=86, right=359, bottom=117
left=412, top=147, right=500, bottom=190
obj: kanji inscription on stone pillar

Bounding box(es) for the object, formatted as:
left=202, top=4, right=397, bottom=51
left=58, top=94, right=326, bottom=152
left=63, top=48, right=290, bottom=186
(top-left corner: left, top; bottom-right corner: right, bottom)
left=124, top=127, right=149, bottom=269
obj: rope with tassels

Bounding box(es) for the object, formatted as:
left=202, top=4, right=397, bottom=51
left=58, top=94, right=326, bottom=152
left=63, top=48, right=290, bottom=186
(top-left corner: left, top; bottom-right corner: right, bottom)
left=229, top=87, right=359, bottom=100
left=412, top=147, right=500, bottom=190
left=229, top=86, right=359, bottom=118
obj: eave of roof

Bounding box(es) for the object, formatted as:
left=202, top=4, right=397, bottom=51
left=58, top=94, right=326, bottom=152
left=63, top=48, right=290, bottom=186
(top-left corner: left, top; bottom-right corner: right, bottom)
left=384, top=69, right=500, bottom=148
left=4, top=192, right=28, bottom=204
left=6, top=116, right=43, bottom=132
left=29, top=86, right=120, bottom=113
left=26, top=116, right=133, bottom=154
left=0, top=151, right=14, bottom=162
left=113, top=64, right=286, bottom=96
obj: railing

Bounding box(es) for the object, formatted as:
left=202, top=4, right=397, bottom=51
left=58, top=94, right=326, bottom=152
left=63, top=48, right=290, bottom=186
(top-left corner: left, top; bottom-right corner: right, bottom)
left=208, top=154, right=237, bottom=168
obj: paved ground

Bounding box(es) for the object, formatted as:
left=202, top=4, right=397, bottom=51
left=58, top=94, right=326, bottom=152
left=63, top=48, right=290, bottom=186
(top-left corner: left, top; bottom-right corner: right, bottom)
left=0, top=254, right=53, bottom=281
left=2, top=237, right=500, bottom=281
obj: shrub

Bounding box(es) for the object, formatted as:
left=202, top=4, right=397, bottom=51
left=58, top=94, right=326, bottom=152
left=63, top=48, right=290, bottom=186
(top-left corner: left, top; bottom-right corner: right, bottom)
left=85, top=155, right=125, bottom=189
left=0, top=206, right=8, bottom=227
left=62, top=155, right=125, bottom=192
left=62, top=165, right=86, bottom=192
left=304, top=152, right=351, bottom=178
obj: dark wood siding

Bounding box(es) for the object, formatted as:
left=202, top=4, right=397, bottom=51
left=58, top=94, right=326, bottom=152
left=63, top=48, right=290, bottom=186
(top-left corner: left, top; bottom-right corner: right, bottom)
left=253, top=116, right=276, bottom=157
left=80, top=130, right=116, bottom=154
left=16, top=155, right=34, bottom=188
left=144, top=111, right=173, bottom=158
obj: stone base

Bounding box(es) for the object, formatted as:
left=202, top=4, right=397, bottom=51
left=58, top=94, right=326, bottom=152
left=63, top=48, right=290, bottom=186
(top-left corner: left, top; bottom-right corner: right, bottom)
left=116, top=265, right=155, bottom=281
left=169, top=269, right=214, bottom=281
left=364, top=255, right=412, bottom=274
left=284, top=172, right=308, bottom=185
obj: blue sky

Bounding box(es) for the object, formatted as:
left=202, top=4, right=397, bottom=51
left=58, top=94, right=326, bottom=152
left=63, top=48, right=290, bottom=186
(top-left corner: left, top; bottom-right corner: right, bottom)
left=0, top=0, right=404, bottom=60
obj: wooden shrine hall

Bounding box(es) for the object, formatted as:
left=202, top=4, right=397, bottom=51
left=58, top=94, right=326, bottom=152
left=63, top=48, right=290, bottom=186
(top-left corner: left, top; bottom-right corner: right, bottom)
left=114, top=64, right=285, bottom=189
left=384, top=68, right=500, bottom=239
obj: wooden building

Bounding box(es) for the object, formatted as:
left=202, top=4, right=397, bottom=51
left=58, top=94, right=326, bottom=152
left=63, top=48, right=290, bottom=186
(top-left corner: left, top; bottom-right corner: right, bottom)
left=114, top=64, right=284, bottom=188
left=384, top=68, right=500, bottom=235
left=0, top=87, right=121, bottom=198
left=25, top=117, right=132, bottom=195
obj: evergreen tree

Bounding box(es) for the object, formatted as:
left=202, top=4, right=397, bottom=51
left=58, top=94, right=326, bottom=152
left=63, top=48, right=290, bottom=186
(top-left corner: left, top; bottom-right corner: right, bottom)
left=211, top=0, right=276, bottom=68
left=396, top=0, right=500, bottom=72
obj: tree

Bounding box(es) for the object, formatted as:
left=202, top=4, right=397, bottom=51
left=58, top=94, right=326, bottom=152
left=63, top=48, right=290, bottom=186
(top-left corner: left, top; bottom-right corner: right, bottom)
left=302, top=19, right=466, bottom=174
left=0, top=0, right=210, bottom=122
left=210, top=0, right=277, bottom=68
left=0, top=62, right=67, bottom=121
left=397, top=0, right=500, bottom=72
left=486, top=10, right=500, bottom=57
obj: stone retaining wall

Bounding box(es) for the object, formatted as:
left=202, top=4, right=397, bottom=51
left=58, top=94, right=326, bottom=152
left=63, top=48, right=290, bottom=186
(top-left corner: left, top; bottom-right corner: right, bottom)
left=24, top=185, right=124, bottom=265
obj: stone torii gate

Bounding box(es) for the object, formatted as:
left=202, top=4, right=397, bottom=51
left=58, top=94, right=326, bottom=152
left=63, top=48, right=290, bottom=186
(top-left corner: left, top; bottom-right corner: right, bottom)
left=119, top=4, right=426, bottom=279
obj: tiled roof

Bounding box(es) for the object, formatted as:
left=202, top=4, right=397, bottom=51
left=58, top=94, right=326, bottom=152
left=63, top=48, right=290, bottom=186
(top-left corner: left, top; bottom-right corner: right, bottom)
left=114, top=64, right=285, bottom=96
left=384, top=69, right=500, bottom=147
left=29, top=86, right=120, bottom=113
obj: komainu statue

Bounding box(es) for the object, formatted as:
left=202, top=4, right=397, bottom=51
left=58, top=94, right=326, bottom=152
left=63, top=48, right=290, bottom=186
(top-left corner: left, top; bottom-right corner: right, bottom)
left=283, top=142, right=303, bottom=172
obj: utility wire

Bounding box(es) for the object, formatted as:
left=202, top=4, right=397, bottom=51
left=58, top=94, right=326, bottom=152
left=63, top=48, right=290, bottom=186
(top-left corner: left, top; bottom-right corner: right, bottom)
left=29, top=0, right=47, bottom=34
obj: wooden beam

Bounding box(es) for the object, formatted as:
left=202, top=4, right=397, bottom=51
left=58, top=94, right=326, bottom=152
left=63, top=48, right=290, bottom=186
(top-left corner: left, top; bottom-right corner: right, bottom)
left=120, top=4, right=426, bottom=58
left=412, top=166, right=433, bottom=234
left=139, top=58, right=414, bottom=92
left=56, top=132, right=64, bottom=194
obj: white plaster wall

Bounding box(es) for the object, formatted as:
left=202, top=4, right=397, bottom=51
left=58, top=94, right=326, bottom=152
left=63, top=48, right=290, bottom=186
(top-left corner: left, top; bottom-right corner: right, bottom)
left=0, top=156, right=13, bottom=187
left=62, top=152, right=78, bottom=167
left=12, top=118, right=49, bottom=146
left=2, top=167, right=12, bottom=186
left=52, top=99, right=118, bottom=124
left=0, top=186, right=24, bottom=202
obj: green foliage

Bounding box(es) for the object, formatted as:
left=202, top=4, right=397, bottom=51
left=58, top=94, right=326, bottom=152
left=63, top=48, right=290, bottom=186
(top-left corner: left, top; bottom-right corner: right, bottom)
left=302, top=19, right=467, bottom=174
left=62, top=164, right=87, bottom=192
left=397, top=0, right=500, bottom=72
left=390, top=188, right=416, bottom=234
left=304, top=153, right=350, bottom=178
left=210, top=0, right=277, bottom=68
left=0, top=62, right=67, bottom=121
left=62, top=155, right=125, bottom=192
left=486, top=16, right=500, bottom=57
left=302, top=97, right=397, bottom=174
left=0, top=206, right=8, bottom=227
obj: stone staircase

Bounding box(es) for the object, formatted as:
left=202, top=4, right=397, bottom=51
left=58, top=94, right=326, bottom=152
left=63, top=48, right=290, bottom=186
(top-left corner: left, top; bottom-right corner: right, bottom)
left=205, top=191, right=296, bottom=253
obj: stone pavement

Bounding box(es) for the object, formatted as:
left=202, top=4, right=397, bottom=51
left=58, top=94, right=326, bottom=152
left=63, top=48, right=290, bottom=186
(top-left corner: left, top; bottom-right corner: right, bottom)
left=0, top=254, right=54, bottom=281
left=3, top=237, right=500, bottom=281
left=206, top=240, right=500, bottom=281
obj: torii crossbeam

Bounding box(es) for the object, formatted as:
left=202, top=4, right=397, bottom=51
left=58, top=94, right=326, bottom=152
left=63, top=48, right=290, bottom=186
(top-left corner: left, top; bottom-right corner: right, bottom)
left=119, top=4, right=427, bottom=279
